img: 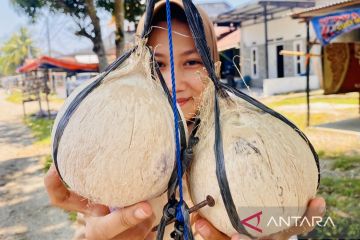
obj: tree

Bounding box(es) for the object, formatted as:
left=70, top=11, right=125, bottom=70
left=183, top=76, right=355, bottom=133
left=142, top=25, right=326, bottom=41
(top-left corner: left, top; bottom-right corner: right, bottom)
left=11, top=0, right=145, bottom=71
left=97, top=0, right=145, bottom=57
left=0, top=27, right=38, bottom=76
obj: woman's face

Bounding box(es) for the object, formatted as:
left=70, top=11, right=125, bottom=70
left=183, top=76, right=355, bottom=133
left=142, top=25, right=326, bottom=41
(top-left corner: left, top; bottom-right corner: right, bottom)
left=147, top=19, right=207, bottom=121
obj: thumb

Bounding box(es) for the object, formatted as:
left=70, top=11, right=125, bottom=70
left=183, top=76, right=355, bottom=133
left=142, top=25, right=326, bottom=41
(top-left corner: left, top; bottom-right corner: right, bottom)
left=231, top=234, right=252, bottom=240
left=85, top=201, right=152, bottom=240
left=195, top=218, right=229, bottom=240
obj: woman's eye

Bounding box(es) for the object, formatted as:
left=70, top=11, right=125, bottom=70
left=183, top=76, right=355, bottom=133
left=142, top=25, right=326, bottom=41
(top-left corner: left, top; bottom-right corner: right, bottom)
left=157, top=61, right=166, bottom=68
left=185, top=60, right=202, bottom=67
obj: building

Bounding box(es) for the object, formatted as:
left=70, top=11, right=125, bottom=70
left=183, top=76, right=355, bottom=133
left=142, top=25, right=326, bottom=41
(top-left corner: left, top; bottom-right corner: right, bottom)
left=291, top=0, right=360, bottom=94
left=217, top=0, right=320, bottom=91
left=196, top=1, right=233, bottom=20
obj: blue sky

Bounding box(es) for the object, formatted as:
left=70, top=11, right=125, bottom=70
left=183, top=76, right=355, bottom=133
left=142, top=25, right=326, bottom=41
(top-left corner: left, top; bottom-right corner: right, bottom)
left=0, top=0, right=249, bottom=56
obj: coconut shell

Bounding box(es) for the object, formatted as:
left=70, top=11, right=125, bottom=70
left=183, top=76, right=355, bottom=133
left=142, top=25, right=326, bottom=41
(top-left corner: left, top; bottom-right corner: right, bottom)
left=189, top=86, right=319, bottom=237
left=51, top=47, right=187, bottom=208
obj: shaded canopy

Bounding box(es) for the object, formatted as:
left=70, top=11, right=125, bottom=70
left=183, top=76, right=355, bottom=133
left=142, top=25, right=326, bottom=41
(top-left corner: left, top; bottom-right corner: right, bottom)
left=17, top=56, right=99, bottom=73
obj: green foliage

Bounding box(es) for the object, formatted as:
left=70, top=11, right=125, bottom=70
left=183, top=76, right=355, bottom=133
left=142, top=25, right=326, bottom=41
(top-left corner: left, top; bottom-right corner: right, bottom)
left=11, top=0, right=145, bottom=19
left=68, top=211, right=78, bottom=222
left=10, top=0, right=145, bottom=70
left=24, top=116, right=54, bottom=145
left=43, top=155, right=53, bottom=172
left=0, top=27, right=38, bottom=75
left=302, top=178, right=360, bottom=239
left=6, top=90, right=64, bottom=105
left=274, top=111, right=339, bottom=130
left=11, top=0, right=145, bottom=28
left=5, top=89, right=23, bottom=103
left=267, top=95, right=358, bottom=109
left=331, top=155, right=360, bottom=171
left=10, top=0, right=46, bottom=20
left=97, top=0, right=145, bottom=23
left=12, top=0, right=89, bottom=19
left=316, top=150, right=325, bottom=159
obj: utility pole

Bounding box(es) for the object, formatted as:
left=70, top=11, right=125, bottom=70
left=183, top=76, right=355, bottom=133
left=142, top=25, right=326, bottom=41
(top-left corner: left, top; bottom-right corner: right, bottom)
left=46, top=16, right=52, bottom=57
left=305, top=20, right=310, bottom=127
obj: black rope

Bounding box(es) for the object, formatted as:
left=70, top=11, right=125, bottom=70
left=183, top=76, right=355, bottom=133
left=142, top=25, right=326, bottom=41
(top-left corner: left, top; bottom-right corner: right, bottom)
left=141, top=0, right=157, bottom=38
left=180, top=0, right=250, bottom=236
left=218, top=82, right=320, bottom=188
left=213, top=92, right=252, bottom=236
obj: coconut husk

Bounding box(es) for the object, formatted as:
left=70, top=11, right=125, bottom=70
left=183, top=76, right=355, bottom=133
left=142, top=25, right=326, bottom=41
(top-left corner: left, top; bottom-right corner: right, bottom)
left=189, top=83, right=319, bottom=237
left=51, top=45, right=187, bottom=208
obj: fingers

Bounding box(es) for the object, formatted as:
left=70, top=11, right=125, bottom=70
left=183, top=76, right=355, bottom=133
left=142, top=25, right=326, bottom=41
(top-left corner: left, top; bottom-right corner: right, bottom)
left=231, top=235, right=252, bottom=240
left=144, top=232, right=156, bottom=240
left=195, top=218, right=230, bottom=240
left=111, top=215, right=155, bottom=240
left=272, top=197, right=326, bottom=240
left=84, top=201, right=153, bottom=240
left=194, top=217, right=251, bottom=240
left=44, top=163, right=109, bottom=216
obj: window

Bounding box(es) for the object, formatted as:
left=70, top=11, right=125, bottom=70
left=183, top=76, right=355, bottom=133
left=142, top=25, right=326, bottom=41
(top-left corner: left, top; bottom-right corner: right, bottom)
left=251, top=47, right=258, bottom=78
left=293, top=41, right=304, bottom=75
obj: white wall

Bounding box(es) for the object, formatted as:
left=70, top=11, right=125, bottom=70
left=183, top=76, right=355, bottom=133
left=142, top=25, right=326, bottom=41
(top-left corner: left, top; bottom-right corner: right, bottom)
left=240, top=11, right=320, bottom=83
left=263, top=75, right=320, bottom=96
left=241, top=16, right=313, bottom=47
left=268, top=43, right=277, bottom=78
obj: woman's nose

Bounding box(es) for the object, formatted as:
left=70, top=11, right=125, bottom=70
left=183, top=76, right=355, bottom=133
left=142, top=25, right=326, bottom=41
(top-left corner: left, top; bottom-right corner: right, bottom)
left=163, top=69, right=186, bottom=93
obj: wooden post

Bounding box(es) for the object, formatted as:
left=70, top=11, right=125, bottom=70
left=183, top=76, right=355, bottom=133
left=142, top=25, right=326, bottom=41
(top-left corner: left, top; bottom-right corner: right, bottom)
left=305, top=20, right=311, bottom=127
left=44, top=69, right=51, bottom=119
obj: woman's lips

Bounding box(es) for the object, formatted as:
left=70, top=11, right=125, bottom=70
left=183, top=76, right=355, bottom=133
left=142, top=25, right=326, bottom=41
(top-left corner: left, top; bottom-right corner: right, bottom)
left=177, top=97, right=190, bottom=106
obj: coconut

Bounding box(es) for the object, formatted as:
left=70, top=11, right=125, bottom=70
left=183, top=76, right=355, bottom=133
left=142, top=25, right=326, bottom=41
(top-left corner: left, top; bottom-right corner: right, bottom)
left=51, top=46, right=187, bottom=208
left=188, top=84, right=319, bottom=238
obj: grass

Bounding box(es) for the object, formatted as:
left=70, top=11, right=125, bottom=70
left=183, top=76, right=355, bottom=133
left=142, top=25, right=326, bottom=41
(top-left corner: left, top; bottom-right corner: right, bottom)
left=317, top=150, right=360, bottom=160
left=25, top=116, right=79, bottom=222
left=304, top=178, right=360, bottom=239
left=43, top=155, right=53, bottom=172
left=275, top=111, right=340, bottom=130
left=68, top=211, right=78, bottom=222
left=6, top=89, right=64, bottom=104
left=266, top=93, right=358, bottom=109
left=263, top=91, right=359, bottom=132
left=330, top=155, right=360, bottom=171
left=24, top=116, right=54, bottom=145
left=6, top=89, right=23, bottom=103
left=24, top=116, right=54, bottom=172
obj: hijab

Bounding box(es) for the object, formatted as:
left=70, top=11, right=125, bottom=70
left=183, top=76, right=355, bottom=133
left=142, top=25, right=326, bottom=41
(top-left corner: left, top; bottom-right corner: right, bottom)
left=136, top=0, right=220, bottom=63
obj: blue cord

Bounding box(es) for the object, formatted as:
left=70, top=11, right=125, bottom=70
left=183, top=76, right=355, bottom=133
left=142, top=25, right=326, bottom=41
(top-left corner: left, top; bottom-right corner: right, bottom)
left=165, top=1, right=187, bottom=238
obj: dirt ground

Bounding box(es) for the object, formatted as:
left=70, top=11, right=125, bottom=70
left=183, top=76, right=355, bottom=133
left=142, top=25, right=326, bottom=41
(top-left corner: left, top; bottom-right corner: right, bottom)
left=0, top=89, right=75, bottom=240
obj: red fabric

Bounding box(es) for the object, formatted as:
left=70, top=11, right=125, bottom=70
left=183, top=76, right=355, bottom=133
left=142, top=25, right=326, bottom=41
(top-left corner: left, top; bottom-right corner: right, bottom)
left=17, top=56, right=99, bottom=73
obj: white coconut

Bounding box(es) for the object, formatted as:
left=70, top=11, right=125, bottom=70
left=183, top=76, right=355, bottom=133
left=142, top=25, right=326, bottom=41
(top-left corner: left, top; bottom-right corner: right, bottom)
left=189, top=85, right=319, bottom=237
left=51, top=46, right=187, bottom=208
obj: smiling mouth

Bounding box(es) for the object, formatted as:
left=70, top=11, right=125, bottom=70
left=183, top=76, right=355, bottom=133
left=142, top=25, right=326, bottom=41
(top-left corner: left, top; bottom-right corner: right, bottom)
left=177, top=97, right=191, bottom=106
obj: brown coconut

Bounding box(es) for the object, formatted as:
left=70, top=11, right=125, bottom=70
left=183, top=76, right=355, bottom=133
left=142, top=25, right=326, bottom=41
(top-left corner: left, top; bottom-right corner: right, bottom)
left=188, top=84, right=319, bottom=237
left=51, top=46, right=187, bottom=208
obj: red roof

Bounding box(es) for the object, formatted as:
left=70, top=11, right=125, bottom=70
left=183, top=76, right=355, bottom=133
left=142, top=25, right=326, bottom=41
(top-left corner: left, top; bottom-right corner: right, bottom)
left=214, top=26, right=232, bottom=38
left=217, top=28, right=240, bottom=52
left=17, top=56, right=99, bottom=73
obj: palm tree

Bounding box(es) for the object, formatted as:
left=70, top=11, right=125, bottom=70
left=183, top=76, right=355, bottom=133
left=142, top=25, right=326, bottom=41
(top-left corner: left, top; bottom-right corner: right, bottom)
left=0, top=27, right=38, bottom=76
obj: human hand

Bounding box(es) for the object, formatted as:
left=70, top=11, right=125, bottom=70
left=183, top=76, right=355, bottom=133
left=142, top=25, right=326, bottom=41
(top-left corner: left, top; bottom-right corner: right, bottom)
left=83, top=202, right=155, bottom=240
left=194, top=197, right=326, bottom=240
left=44, top=163, right=155, bottom=240
left=44, top=163, right=109, bottom=216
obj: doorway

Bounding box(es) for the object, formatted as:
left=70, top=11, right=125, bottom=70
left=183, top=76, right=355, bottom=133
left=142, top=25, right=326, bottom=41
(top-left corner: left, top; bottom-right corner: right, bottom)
left=276, top=45, right=284, bottom=78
